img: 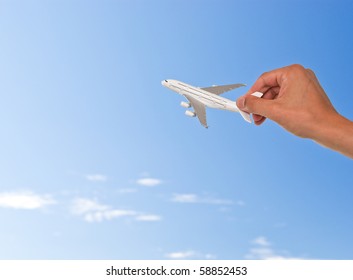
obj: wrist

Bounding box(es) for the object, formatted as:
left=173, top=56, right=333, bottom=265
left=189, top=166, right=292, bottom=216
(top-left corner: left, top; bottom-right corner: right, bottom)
left=313, top=113, right=353, bottom=158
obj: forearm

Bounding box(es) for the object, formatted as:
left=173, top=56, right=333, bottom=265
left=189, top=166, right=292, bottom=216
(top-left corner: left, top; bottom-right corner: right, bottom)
left=313, top=114, right=353, bottom=159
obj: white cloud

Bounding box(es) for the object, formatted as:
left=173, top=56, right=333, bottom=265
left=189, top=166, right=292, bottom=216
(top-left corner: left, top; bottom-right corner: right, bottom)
left=136, top=178, right=162, bottom=187
left=171, top=193, right=233, bottom=205
left=71, top=198, right=161, bottom=223
left=245, top=236, right=304, bottom=260
left=0, top=192, right=55, bottom=210
left=84, top=209, right=136, bottom=223
left=166, top=250, right=196, bottom=259
left=85, top=174, right=107, bottom=182
left=71, top=198, right=108, bottom=215
left=135, top=215, right=162, bottom=221
left=246, top=247, right=301, bottom=260
left=165, top=250, right=216, bottom=260
left=172, top=194, right=198, bottom=203
left=253, top=236, right=271, bottom=246
left=117, top=188, right=138, bottom=194
left=207, top=198, right=234, bottom=205
left=71, top=198, right=135, bottom=222
left=204, top=253, right=217, bottom=259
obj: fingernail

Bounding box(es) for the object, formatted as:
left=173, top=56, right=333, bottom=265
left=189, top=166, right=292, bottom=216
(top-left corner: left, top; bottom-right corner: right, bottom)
left=237, top=97, right=245, bottom=109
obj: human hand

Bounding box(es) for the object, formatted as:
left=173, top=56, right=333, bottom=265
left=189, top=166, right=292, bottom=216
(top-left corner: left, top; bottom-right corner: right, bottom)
left=236, top=64, right=338, bottom=139
left=236, top=64, right=353, bottom=158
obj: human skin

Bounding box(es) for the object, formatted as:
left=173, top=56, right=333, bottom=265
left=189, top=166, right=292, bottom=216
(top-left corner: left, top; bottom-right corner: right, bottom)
left=236, top=64, right=353, bottom=159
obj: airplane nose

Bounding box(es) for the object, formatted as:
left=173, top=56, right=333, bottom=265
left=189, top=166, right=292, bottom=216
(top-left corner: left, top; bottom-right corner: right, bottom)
left=161, top=80, right=168, bottom=86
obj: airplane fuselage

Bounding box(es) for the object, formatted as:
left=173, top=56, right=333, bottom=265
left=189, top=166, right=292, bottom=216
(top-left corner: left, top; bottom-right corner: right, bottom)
left=162, top=79, right=263, bottom=127
left=162, top=80, right=240, bottom=112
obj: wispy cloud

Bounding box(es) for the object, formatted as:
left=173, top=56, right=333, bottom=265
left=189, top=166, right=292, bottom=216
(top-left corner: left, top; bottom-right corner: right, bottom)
left=166, top=250, right=196, bottom=259
left=245, top=236, right=304, bottom=260
left=71, top=198, right=161, bottom=223
left=165, top=250, right=216, bottom=260
left=117, top=188, right=138, bottom=194
left=172, top=194, right=198, bottom=203
left=85, top=174, right=107, bottom=182
left=253, top=236, right=271, bottom=246
left=136, top=178, right=163, bottom=187
left=171, top=193, right=234, bottom=205
left=71, top=198, right=135, bottom=222
left=135, top=215, right=162, bottom=221
left=0, top=191, right=55, bottom=210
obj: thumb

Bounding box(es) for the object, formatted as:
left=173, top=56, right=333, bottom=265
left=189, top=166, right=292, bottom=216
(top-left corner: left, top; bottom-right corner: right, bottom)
left=237, top=94, right=275, bottom=119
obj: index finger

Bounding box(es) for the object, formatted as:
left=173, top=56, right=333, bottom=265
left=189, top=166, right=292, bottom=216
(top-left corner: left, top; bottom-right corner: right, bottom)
left=246, top=67, right=286, bottom=96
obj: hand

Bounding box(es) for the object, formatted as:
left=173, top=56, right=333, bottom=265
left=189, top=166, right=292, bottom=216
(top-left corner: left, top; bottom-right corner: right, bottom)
left=236, top=64, right=353, bottom=158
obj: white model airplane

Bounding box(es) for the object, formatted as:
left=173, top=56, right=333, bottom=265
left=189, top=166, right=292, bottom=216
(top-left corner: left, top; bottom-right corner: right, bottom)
left=161, top=79, right=263, bottom=128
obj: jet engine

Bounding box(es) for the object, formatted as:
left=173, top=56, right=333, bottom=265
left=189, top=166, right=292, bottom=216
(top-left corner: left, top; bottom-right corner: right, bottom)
left=185, top=110, right=196, bottom=117
left=180, top=101, right=191, bottom=108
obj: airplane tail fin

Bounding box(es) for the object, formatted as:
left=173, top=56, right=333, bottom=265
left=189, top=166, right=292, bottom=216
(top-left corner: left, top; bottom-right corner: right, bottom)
left=237, top=91, right=263, bottom=123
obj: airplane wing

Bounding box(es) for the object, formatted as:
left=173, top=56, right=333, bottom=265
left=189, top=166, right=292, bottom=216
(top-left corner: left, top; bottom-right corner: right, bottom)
left=201, top=83, right=246, bottom=95
left=184, top=95, right=208, bottom=128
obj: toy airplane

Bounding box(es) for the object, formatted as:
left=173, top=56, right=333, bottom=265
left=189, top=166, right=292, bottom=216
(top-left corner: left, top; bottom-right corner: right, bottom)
left=161, top=79, right=263, bottom=128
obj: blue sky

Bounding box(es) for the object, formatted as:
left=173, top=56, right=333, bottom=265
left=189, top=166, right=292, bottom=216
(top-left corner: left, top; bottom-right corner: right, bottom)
left=0, top=0, right=353, bottom=259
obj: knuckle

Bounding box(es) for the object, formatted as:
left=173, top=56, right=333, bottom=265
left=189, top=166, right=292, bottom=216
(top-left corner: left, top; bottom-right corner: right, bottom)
left=288, top=64, right=305, bottom=72
left=306, top=68, right=314, bottom=74
left=306, top=68, right=317, bottom=78
left=259, top=71, right=268, bottom=80
left=285, top=64, right=307, bottom=80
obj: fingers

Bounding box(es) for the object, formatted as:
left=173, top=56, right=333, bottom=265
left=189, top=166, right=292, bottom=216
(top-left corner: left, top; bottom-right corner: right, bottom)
left=238, top=64, right=304, bottom=125
left=262, top=87, right=280, bottom=100
left=253, top=114, right=266, bottom=125
left=237, top=95, right=276, bottom=120
left=246, top=67, right=286, bottom=96
left=242, top=86, right=279, bottom=125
